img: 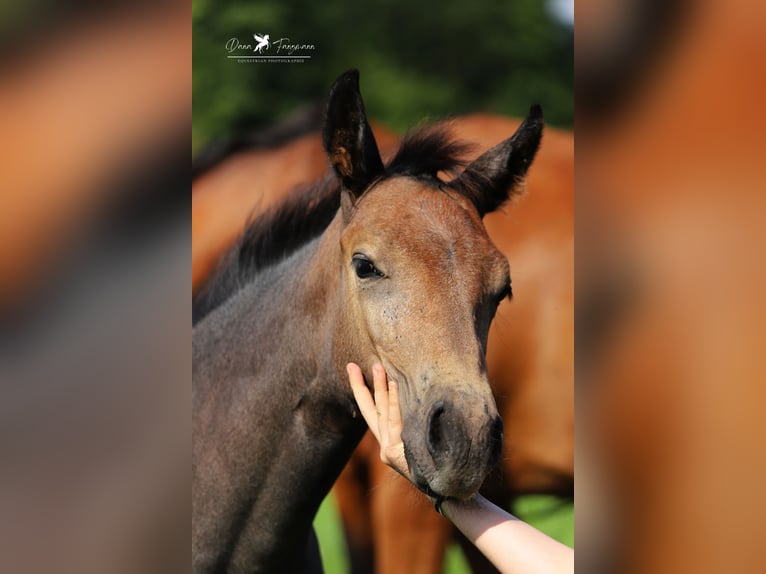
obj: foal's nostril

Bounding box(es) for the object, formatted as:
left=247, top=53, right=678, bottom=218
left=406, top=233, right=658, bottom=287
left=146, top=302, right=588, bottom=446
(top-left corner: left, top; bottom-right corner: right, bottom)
left=488, top=416, right=504, bottom=467
left=427, top=401, right=449, bottom=457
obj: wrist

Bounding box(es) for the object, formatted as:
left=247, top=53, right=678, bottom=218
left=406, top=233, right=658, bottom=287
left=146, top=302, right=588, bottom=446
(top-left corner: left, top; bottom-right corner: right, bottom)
left=437, top=493, right=490, bottom=517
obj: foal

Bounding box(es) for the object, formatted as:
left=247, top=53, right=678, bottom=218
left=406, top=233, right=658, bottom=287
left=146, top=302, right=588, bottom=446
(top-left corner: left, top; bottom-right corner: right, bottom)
left=192, top=69, right=542, bottom=572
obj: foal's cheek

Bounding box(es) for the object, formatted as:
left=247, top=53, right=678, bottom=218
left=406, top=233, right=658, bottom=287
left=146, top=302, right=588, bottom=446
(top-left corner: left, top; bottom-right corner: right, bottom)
left=363, top=298, right=406, bottom=353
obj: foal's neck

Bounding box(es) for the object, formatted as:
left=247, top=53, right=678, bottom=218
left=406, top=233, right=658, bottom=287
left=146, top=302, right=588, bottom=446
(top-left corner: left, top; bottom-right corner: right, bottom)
left=192, top=215, right=366, bottom=572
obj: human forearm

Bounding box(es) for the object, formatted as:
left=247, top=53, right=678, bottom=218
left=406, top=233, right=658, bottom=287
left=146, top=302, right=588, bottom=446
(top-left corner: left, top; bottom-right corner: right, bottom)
left=441, top=494, right=574, bottom=574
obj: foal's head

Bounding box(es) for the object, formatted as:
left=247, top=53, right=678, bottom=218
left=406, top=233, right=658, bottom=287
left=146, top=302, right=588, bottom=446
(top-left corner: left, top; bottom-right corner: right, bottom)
left=325, top=70, right=542, bottom=500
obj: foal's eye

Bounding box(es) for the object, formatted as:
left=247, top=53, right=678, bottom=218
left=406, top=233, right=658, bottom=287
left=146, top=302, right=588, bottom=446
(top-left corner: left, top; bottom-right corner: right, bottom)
left=352, top=254, right=385, bottom=279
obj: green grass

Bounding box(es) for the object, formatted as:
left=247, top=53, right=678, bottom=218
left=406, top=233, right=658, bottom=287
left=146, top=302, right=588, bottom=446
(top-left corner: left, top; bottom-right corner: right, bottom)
left=314, top=496, right=350, bottom=574
left=314, top=493, right=573, bottom=573
left=444, top=543, right=472, bottom=574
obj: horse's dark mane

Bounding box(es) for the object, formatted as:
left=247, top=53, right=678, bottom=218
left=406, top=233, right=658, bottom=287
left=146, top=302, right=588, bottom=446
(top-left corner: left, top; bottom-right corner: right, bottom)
left=192, top=123, right=471, bottom=325
left=192, top=104, right=324, bottom=180
left=386, top=122, right=472, bottom=181
left=192, top=175, right=341, bottom=324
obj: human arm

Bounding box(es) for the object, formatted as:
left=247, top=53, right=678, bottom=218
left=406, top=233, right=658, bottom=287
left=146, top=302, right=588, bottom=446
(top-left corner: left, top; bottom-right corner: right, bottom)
left=439, top=494, right=573, bottom=574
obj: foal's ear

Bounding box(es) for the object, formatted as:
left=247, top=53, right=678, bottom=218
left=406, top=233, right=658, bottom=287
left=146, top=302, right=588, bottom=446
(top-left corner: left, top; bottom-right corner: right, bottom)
left=452, top=105, right=543, bottom=217
left=322, top=70, right=385, bottom=219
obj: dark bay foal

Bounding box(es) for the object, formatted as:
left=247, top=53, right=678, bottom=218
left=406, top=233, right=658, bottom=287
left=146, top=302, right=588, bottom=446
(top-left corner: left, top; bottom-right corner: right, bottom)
left=192, top=70, right=543, bottom=573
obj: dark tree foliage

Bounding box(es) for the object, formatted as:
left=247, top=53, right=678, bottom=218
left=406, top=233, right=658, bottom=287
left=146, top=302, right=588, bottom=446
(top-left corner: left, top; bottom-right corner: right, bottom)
left=193, top=0, right=572, bottom=150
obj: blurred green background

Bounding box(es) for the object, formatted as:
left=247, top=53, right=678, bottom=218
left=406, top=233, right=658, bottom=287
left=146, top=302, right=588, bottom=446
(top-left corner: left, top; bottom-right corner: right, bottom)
left=194, top=1, right=573, bottom=571
left=192, top=0, right=572, bottom=151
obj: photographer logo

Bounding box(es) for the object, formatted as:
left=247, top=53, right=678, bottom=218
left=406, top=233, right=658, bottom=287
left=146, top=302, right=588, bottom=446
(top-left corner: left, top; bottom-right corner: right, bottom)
left=226, top=32, right=315, bottom=63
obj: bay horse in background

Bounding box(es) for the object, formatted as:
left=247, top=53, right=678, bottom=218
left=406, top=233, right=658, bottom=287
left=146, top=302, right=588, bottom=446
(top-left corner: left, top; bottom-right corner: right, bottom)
left=192, top=70, right=544, bottom=572
left=576, top=1, right=766, bottom=572
left=334, top=116, right=573, bottom=574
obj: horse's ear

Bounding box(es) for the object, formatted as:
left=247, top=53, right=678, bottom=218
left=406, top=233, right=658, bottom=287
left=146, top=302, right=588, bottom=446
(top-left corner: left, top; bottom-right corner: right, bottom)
left=322, top=70, right=384, bottom=219
left=452, top=105, right=543, bottom=217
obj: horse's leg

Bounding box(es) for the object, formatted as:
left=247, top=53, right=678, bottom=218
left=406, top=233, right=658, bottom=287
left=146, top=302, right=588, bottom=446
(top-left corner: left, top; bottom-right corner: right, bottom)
left=333, top=434, right=375, bottom=574
left=372, top=460, right=450, bottom=574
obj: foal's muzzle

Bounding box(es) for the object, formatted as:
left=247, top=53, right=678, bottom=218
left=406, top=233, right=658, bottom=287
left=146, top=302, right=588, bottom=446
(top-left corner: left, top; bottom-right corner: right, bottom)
left=404, top=393, right=503, bottom=500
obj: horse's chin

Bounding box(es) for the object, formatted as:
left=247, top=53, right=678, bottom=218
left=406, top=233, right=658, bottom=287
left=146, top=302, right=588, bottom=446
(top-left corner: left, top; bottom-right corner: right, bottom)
left=403, top=442, right=435, bottom=495
left=404, top=442, right=478, bottom=501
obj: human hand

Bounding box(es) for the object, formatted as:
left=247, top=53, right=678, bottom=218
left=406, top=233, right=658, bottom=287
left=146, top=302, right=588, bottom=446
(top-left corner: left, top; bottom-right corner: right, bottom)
left=346, top=362, right=411, bottom=478
left=348, top=367, right=574, bottom=574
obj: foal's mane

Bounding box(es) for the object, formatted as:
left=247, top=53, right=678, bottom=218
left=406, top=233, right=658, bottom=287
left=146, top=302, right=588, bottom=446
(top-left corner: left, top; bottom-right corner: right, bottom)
left=192, top=123, right=471, bottom=324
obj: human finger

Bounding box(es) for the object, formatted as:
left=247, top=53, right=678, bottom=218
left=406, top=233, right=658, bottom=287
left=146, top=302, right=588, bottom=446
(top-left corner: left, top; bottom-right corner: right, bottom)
left=347, top=363, right=379, bottom=439
left=372, top=364, right=389, bottom=439
left=387, top=379, right=403, bottom=439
